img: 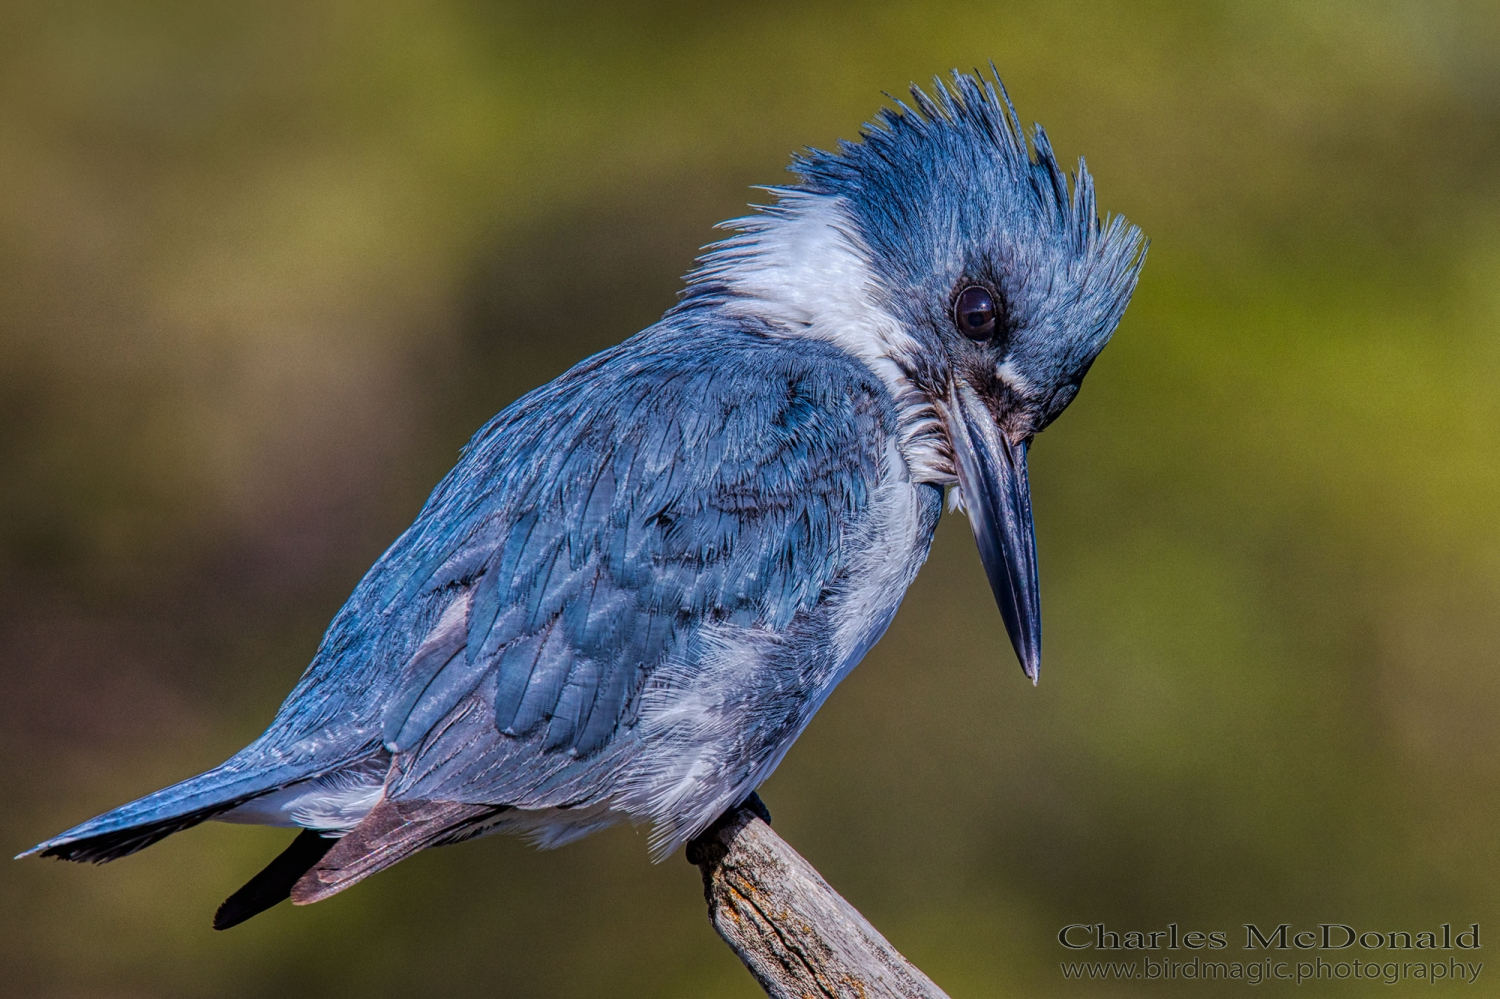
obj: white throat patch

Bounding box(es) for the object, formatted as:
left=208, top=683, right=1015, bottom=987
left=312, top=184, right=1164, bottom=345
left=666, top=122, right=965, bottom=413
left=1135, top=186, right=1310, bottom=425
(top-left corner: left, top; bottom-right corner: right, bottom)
left=698, top=194, right=952, bottom=484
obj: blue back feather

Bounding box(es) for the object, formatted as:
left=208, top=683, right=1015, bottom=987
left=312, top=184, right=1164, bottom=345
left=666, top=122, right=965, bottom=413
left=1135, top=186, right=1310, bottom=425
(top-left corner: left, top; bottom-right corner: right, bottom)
left=236, top=319, right=893, bottom=789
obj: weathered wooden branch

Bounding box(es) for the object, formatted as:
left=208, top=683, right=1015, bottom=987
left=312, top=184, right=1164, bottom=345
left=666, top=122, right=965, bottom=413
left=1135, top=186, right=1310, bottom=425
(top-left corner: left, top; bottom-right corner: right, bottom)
left=686, top=795, right=951, bottom=999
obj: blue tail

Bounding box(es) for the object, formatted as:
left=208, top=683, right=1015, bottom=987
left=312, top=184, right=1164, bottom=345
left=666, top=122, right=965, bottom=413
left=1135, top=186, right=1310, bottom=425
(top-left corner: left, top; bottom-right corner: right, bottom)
left=19, top=757, right=334, bottom=863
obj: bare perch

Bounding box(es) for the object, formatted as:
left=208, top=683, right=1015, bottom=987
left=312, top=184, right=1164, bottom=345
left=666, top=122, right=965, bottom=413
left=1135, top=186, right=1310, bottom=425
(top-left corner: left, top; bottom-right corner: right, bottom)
left=686, top=796, right=951, bottom=999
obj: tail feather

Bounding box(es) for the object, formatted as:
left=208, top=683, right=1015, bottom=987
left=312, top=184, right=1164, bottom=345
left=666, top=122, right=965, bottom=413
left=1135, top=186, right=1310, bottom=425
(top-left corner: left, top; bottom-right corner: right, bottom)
left=290, top=797, right=501, bottom=905
left=19, top=758, right=342, bottom=863
left=213, top=829, right=338, bottom=930
left=26, top=798, right=260, bottom=863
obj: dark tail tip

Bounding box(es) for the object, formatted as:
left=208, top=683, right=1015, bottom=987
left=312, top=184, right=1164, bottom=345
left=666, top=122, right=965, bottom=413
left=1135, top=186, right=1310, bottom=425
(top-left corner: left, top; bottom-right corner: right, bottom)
left=25, top=802, right=248, bottom=864
left=213, top=828, right=338, bottom=931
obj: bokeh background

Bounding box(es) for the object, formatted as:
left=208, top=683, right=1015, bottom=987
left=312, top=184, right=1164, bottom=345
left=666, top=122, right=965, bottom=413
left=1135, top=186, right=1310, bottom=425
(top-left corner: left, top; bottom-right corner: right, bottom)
left=3, top=1, right=1498, bottom=996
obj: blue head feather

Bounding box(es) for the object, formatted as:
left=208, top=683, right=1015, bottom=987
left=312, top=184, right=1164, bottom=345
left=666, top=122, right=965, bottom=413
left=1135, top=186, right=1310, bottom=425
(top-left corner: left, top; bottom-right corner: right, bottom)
left=683, top=68, right=1146, bottom=439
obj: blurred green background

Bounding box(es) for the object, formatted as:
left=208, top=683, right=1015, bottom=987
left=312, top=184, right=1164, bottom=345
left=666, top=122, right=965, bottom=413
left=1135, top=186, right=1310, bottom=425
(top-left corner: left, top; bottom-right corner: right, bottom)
left=3, top=1, right=1498, bottom=996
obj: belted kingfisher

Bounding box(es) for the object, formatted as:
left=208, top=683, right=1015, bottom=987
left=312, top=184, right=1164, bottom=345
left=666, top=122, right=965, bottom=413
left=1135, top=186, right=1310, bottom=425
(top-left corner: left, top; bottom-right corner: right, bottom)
left=22, top=70, right=1144, bottom=930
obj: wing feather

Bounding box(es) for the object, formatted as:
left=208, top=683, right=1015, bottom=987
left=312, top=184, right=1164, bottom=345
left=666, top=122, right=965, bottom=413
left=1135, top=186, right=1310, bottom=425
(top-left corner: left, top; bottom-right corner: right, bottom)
left=263, top=323, right=895, bottom=817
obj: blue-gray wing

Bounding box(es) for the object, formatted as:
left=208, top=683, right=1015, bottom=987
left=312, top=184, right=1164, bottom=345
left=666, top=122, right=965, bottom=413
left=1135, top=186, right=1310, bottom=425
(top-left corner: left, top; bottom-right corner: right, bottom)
left=277, top=322, right=893, bottom=808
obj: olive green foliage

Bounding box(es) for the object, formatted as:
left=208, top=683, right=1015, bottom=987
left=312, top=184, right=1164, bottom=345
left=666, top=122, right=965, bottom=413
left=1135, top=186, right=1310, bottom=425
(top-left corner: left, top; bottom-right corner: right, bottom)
left=2, top=2, right=1498, bottom=996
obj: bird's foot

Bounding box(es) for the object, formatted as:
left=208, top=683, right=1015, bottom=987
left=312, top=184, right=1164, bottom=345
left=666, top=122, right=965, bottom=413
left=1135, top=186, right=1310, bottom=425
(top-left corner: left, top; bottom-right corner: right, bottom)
left=686, top=791, right=770, bottom=866
left=737, top=791, right=771, bottom=826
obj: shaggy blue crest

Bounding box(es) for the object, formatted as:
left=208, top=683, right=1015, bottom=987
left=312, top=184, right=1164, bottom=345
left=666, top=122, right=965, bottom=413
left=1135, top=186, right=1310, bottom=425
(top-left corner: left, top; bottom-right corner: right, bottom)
left=794, top=71, right=1089, bottom=237
left=684, top=69, right=1144, bottom=432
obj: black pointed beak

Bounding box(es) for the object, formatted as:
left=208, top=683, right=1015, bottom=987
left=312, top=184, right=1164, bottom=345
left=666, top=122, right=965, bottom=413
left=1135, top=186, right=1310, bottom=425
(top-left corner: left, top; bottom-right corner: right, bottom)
left=949, top=381, right=1042, bottom=682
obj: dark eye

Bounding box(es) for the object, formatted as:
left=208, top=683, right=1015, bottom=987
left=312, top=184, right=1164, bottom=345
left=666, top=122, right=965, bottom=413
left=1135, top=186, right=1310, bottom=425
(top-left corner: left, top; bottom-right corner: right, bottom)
left=953, top=285, right=997, bottom=340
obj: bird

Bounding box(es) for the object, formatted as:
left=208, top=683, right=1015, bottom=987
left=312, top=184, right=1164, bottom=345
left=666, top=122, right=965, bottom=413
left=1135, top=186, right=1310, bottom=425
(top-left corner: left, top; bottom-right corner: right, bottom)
left=20, top=69, right=1144, bottom=931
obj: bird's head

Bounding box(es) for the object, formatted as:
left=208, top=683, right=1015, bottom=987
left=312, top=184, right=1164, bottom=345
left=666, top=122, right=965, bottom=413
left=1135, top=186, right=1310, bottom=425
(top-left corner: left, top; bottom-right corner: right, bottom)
left=678, top=69, right=1146, bottom=682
